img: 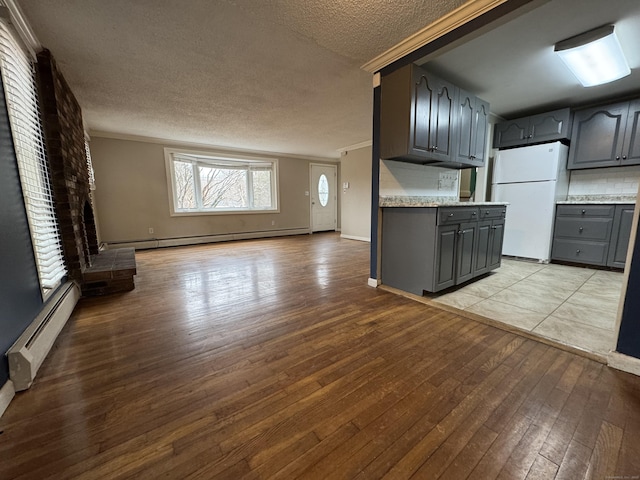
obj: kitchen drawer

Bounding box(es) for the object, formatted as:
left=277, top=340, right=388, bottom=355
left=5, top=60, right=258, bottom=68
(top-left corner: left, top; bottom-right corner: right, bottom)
left=556, top=204, right=615, bottom=218
left=479, top=206, right=507, bottom=220
left=438, top=207, right=479, bottom=225
left=554, top=217, right=613, bottom=241
left=551, top=239, right=609, bottom=265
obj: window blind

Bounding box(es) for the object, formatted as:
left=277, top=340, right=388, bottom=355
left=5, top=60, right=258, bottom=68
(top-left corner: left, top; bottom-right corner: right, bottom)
left=0, top=20, right=66, bottom=295
left=84, top=137, right=95, bottom=190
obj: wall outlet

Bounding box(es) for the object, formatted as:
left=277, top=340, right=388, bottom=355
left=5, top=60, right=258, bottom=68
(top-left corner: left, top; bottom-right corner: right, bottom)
left=271, top=220, right=275, bottom=226
left=305, top=191, right=309, bottom=196
left=148, top=227, right=154, bottom=234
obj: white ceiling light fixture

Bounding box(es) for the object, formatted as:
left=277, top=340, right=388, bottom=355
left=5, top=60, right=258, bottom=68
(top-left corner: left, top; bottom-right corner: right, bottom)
left=554, top=25, right=631, bottom=87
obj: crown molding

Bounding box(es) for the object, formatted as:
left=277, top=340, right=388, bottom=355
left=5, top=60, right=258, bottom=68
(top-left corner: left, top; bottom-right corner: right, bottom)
left=361, top=0, right=511, bottom=73
left=1, top=0, right=41, bottom=57
left=337, top=140, right=372, bottom=155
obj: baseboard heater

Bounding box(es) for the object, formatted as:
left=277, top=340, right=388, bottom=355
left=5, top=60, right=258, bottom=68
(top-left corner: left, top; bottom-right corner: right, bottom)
left=8, top=281, right=80, bottom=391
left=104, top=227, right=311, bottom=250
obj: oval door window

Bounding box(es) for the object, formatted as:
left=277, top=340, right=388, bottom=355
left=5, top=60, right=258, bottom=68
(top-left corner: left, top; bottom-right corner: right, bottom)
left=318, top=174, right=329, bottom=207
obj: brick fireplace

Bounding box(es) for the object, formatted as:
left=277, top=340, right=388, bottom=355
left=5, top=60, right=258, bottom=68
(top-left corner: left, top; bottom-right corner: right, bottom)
left=36, top=49, right=135, bottom=295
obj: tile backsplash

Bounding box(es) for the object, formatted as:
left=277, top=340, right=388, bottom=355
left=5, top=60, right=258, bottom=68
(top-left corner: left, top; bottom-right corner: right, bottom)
left=379, top=160, right=459, bottom=197
left=568, top=165, right=640, bottom=197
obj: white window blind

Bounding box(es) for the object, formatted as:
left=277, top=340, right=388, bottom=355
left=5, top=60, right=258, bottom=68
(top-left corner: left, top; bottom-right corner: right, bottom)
left=0, top=20, right=66, bottom=296
left=84, top=137, right=95, bottom=190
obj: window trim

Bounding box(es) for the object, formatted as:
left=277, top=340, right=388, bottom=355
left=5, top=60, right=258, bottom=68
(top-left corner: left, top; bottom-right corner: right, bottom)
left=164, top=147, right=280, bottom=216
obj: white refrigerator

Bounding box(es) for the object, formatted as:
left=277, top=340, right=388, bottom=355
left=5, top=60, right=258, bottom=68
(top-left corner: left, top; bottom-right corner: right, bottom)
left=491, top=141, right=569, bottom=262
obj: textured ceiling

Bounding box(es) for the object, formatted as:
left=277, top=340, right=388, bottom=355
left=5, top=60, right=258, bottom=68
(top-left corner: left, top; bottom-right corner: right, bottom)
left=18, top=0, right=466, bottom=158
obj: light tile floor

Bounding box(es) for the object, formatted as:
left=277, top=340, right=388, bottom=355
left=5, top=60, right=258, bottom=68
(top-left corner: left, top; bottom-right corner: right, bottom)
left=428, top=259, right=623, bottom=356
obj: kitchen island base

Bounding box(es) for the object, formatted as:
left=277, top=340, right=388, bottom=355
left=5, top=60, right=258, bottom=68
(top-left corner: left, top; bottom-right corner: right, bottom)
left=381, top=204, right=507, bottom=295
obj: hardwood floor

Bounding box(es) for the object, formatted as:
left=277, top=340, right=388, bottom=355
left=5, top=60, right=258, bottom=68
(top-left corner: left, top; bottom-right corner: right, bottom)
left=2, top=233, right=640, bottom=479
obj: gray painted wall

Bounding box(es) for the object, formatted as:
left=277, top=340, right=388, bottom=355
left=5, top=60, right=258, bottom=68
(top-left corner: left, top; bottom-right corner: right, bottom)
left=0, top=74, right=43, bottom=386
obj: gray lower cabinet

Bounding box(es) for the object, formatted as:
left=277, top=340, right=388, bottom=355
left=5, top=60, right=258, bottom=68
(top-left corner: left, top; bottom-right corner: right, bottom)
left=608, top=205, right=635, bottom=268
left=551, top=204, right=635, bottom=268
left=381, top=205, right=506, bottom=295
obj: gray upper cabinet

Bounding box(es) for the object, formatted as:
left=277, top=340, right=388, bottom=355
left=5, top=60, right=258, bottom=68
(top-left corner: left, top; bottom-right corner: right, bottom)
left=451, top=89, right=489, bottom=168
left=568, top=99, right=640, bottom=170
left=380, top=64, right=489, bottom=169
left=493, top=108, right=572, bottom=149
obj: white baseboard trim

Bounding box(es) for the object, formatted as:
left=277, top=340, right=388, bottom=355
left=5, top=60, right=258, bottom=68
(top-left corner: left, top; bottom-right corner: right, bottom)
left=367, top=277, right=380, bottom=288
left=0, top=380, right=15, bottom=418
left=105, top=228, right=312, bottom=250
left=340, top=234, right=371, bottom=243
left=608, top=352, right=640, bottom=377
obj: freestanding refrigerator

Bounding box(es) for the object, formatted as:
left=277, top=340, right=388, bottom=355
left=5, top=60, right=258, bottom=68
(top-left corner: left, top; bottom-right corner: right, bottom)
left=491, top=141, right=569, bottom=262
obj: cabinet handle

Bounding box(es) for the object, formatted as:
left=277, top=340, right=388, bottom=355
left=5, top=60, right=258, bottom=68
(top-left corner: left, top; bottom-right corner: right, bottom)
left=472, top=211, right=477, bottom=216
left=486, top=210, right=490, bottom=214
left=623, top=155, right=627, bottom=160
left=576, top=249, right=581, bottom=254
left=448, top=213, right=454, bottom=217
left=616, top=156, right=621, bottom=160
left=579, top=226, right=584, bottom=232
left=458, top=230, right=467, bottom=235
left=491, top=226, right=497, bottom=230
left=581, top=209, right=586, bottom=214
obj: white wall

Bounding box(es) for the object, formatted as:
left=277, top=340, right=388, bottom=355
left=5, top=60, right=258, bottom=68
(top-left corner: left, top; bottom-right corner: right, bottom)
left=379, top=160, right=459, bottom=198
left=340, top=146, right=372, bottom=241
left=568, top=165, right=640, bottom=198
left=90, top=135, right=339, bottom=245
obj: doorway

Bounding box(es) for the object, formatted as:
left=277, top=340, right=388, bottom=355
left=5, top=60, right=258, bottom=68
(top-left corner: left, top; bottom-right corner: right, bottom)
left=310, top=163, right=337, bottom=232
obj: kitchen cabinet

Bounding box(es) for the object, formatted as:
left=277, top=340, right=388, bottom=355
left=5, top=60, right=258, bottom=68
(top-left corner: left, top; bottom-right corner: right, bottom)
left=380, top=64, right=489, bottom=168
left=381, top=205, right=506, bottom=294
left=493, top=108, right=572, bottom=149
left=567, top=99, right=640, bottom=170
left=448, top=90, right=489, bottom=168
left=551, top=204, right=635, bottom=268
left=474, top=208, right=506, bottom=276
left=608, top=205, right=635, bottom=268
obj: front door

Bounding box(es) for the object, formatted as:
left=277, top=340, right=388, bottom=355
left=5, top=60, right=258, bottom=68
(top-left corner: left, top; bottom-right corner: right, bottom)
left=310, top=164, right=336, bottom=232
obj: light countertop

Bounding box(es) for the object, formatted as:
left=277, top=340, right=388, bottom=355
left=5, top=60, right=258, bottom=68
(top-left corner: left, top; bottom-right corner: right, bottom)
left=558, top=195, right=636, bottom=205
left=379, top=196, right=508, bottom=207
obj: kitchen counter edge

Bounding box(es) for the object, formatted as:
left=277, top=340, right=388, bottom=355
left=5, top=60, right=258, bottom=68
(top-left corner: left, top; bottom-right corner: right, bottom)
left=379, top=196, right=508, bottom=208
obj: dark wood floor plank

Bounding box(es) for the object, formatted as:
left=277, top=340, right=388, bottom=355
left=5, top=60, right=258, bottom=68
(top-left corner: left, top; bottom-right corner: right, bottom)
left=0, top=233, right=638, bottom=479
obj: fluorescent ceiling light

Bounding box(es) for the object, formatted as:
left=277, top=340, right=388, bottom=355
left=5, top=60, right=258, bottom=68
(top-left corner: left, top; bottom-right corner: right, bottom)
left=554, top=25, right=630, bottom=87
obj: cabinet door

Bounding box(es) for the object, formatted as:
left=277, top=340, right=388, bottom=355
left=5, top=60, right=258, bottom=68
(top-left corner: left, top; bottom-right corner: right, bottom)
left=608, top=205, right=635, bottom=268
left=528, top=108, right=571, bottom=144
left=568, top=103, right=628, bottom=169
left=488, top=219, right=505, bottom=270
left=429, top=75, right=456, bottom=163
left=472, top=98, right=490, bottom=166
left=454, top=90, right=475, bottom=165
left=493, top=118, right=529, bottom=148
left=435, top=224, right=458, bottom=291
left=473, top=220, right=492, bottom=276
left=411, top=68, right=437, bottom=158
left=456, top=222, right=477, bottom=284
left=622, top=100, right=640, bottom=166
left=454, top=90, right=486, bottom=167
